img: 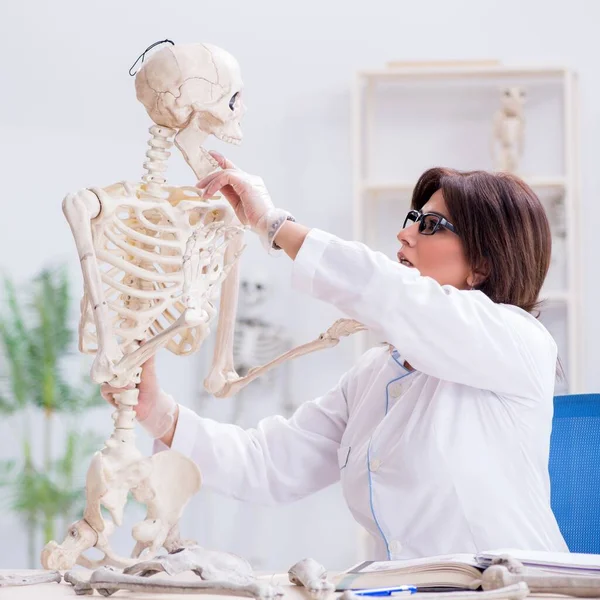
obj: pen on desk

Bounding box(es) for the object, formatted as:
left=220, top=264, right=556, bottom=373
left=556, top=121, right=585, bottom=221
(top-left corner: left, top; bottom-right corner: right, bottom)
left=351, top=586, right=418, bottom=597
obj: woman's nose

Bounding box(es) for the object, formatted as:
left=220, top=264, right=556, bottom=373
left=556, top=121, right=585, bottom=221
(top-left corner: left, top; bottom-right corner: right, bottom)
left=397, top=222, right=418, bottom=245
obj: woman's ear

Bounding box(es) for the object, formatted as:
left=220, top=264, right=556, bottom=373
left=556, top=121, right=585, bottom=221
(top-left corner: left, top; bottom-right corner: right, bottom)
left=467, top=261, right=490, bottom=289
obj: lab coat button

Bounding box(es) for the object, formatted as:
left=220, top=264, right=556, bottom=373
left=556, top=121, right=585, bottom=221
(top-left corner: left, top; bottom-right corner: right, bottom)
left=390, top=383, right=404, bottom=399
left=369, top=458, right=381, bottom=472
left=388, top=540, right=402, bottom=554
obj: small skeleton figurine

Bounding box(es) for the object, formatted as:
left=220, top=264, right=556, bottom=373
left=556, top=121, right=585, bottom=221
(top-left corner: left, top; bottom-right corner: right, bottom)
left=231, top=271, right=293, bottom=421
left=492, top=87, right=526, bottom=173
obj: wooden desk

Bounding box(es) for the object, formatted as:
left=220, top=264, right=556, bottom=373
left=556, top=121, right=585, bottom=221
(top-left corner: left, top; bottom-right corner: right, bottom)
left=0, top=570, right=569, bottom=600
left=0, top=570, right=310, bottom=599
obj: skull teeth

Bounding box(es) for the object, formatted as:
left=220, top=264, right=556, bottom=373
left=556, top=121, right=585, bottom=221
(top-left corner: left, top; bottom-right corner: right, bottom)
left=200, top=148, right=220, bottom=168
left=215, top=133, right=241, bottom=146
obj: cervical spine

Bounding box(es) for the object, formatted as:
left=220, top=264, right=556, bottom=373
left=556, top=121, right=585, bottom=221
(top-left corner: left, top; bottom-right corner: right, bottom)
left=142, top=125, right=176, bottom=196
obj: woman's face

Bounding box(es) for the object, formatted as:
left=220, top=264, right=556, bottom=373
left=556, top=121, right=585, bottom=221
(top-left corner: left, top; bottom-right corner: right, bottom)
left=396, top=190, right=475, bottom=290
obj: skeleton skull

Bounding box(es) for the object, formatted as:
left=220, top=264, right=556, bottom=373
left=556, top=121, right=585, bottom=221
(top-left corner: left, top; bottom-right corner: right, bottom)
left=135, top=42, right=246, bottom=179
left=239, top=271, right=269, bottom=312
left=500, top=87, right=526, bottom=117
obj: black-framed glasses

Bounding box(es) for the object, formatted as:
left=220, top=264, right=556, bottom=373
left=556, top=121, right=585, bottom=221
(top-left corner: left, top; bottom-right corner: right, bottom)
left=402, top=209, right=458, bottom=236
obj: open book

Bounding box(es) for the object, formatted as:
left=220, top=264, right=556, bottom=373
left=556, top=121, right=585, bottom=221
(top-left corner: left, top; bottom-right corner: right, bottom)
left=333, top=554, right=483, bottom=592
left=334, top=549, right=600, bottom=592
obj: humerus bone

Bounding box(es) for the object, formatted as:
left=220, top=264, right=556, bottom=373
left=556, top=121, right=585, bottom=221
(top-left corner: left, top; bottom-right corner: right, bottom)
left=87, top=567, right=284, bottom=599
left=209, top=318, right=366, bottom=398
left=480, top=559, right=600, bottom=597
left=288, top=558, right=335, bottom=598
left=0, top=570, right=61, bottom=587
left=64, top=570, right=95, bottom=595
left=64, top=545, right=264, bottom=596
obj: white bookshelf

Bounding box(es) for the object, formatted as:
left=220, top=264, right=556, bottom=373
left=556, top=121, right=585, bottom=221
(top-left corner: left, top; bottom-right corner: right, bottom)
left=351, top=63, right=582, bottom=394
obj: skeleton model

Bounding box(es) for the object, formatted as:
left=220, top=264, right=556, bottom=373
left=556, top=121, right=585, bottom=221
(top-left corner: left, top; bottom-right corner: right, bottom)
left=492, top=87, right=526, bottom=173
left=28, top=39, right=365, bottom=583
left=40, top=40, right=248, bottom=572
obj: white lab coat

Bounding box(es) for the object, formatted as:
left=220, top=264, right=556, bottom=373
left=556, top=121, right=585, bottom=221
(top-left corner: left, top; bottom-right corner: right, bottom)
left=157, top=228, right=568, bottom=559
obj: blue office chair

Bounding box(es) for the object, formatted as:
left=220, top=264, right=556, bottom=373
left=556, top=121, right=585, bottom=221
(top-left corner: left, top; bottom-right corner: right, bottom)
left=549, top=393, right=600, bottom=553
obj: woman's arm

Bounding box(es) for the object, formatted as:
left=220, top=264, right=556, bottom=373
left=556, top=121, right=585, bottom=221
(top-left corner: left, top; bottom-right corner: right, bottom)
left=290, top=228, right=557, bottom=402
left=104, top=353, right=354, bottom=505
left=196, top=157, right=556, bottom=402
left=152, top=366, right=355, bottom=505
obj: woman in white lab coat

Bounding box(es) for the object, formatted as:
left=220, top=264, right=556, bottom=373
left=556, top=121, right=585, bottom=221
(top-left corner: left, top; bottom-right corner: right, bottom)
left=103, top=154, right=569, bottom=559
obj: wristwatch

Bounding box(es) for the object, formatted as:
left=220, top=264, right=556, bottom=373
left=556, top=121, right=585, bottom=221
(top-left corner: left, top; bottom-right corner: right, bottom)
left=271, top=214, right=296, bottom=250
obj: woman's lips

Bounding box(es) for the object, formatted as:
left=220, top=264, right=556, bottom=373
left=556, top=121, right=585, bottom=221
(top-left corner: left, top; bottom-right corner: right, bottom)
left=397, top=252, right=415, bottom=267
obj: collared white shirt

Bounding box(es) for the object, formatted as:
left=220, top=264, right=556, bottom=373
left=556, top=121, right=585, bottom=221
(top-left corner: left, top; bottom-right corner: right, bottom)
left=158, top=228, right=568, bottom=559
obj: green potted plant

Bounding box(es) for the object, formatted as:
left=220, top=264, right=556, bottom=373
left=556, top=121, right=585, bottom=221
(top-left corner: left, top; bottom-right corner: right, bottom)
left=0, top=266, right=104, bottom=567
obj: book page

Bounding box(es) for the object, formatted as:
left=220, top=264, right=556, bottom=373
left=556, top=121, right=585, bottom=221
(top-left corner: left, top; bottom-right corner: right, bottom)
left=346, top=554, right=479, bottom=574
left=477, top=549, right=600, bottom=571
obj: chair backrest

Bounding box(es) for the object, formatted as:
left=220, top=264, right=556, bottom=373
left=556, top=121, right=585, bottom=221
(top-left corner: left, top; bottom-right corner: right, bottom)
left=549, top=394, right=600, bottom=553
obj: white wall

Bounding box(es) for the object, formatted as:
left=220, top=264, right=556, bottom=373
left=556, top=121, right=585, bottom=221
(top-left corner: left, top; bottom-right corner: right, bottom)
left=1, top=0, right=599, bottom=571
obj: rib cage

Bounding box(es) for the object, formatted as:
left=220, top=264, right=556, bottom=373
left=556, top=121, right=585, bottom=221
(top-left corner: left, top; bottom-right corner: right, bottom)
left=79, top=182, right=239, bottom=356
left=232, top=319, right=291, bottom=377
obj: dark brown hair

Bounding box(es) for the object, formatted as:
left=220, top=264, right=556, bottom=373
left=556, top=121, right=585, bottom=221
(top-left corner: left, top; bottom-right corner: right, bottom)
left=411, top=167, right=552, bottom=315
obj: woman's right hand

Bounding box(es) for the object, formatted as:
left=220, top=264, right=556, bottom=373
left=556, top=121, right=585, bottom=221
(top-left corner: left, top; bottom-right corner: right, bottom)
left=100, top=355, right=159, bottom=422
left=100, top=355, right=177, bottom=442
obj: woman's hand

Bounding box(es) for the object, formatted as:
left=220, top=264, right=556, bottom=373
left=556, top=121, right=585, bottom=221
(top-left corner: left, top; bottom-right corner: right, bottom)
left=100, top=355, right=178, bottom=443
left=197, top=152, right=294, bottom=251
left=100, top=355, right=158, bottom=421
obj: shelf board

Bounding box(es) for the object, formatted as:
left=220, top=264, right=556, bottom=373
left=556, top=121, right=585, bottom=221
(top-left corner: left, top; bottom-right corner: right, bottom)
left=362, top=177, right=566, bottom=195
left=359, top=65, right=569, bottom=81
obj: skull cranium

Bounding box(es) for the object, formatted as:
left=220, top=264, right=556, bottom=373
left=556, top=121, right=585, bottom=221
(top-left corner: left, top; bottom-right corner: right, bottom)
left=135, top=42, right=246, bottom=179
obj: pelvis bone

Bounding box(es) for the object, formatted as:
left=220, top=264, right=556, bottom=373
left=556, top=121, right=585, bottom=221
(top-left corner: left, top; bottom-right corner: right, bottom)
left=41, top=449, right=201, bottom=570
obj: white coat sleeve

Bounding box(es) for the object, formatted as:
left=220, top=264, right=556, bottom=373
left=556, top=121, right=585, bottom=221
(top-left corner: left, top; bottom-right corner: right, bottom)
left=291, top=228, right=557, bottom=400
left=153, top=369, right=351, bottom=505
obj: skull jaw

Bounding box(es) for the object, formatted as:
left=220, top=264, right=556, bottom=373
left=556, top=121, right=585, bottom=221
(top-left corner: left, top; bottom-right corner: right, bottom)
left=175, top=111, right=244, bottom=181
left=174, top=119, right=215, bottom=180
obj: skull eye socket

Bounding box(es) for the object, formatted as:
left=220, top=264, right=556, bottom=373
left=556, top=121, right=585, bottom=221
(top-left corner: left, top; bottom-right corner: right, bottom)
left=229, top=92, right=239, bottom=111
